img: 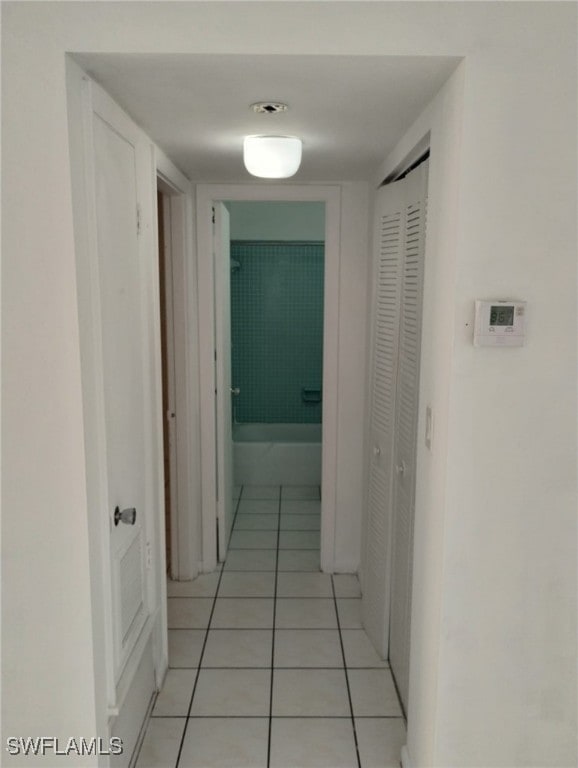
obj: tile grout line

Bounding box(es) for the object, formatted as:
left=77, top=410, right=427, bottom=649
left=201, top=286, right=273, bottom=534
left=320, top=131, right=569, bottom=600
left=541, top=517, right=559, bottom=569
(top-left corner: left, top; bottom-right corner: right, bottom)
left=332, top=574, right=363, bottom=768
left=172, top=490, right=242, bottom=768
left=266, top=484, right=282, bottom=768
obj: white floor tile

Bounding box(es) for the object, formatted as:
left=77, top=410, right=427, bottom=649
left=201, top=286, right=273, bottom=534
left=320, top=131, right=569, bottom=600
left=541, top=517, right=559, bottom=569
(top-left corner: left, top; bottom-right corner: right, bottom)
left=341, top=629, right=388, bottom=668
left=281, top=499, right=321, bottom=514
left=135, top=717, right=184, bottom=768
left=167, top=598, right=213, bottom=629
left=202, top=629, right=273, bottom=667
left=275, top=598, right=337, bottom=629
left=348, top=669, right=403, bottom=716
left=355, top=718, right=407, bottom=768
left=273, top=668, right=350, bottom=716
left=234, top=513, right=279, bottom=531
left=276, top=572, right=332, bottom=598
left=237, top=498, right=279, bottom=514
left=279, top=531, right=320, bottom=550
left=211, top=598, right=274, bottom=629
left=218, top=572, right=276, bottom=597
left=233, top=485, right=242, bottom=499
left=336, top=598, right=363, bottom=628
left=280, top=513, right=320, bottom=531
left=190, top=668, right=271, bottom=716
left=229, top=530, right=278, bottom=549
left=277, top=549, right=320, bottom=572
left=167, top=572, right=220, bottom=598
left=281, top=486, right=321, bottom=500
left=223, top=549, right=277, bottom=571
left=274, top=629, right=343, bottom=668
left=242, top=485, right=280, bottom=500
left=152, top=669, right=196, bottom=717
left=332, top=573, right=362, bottom=598
left=179, top=718, right=268, bottom=768
left=270, top=718, right=357, bottom=768
left=168, top=630, right=205, bottom=668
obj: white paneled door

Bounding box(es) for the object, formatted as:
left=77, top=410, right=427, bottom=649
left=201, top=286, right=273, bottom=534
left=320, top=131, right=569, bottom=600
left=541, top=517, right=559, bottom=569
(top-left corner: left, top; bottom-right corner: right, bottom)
left=213, top=202, right=234, bottom=560
left=362, top=160, right=429, bottom=713
left=89, top=84, right=155, bottom=689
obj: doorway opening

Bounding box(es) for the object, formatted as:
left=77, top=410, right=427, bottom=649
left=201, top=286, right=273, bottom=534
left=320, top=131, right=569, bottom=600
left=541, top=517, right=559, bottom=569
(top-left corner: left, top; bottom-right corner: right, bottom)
left=196, top=185, right=341, bottom=574
left=227, top=200, right=325, bottom=499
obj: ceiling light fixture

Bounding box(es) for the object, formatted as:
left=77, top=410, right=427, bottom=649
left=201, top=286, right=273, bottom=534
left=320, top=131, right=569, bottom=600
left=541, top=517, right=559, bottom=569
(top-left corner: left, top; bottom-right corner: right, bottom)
left=243, top=135, right=302, bottom=178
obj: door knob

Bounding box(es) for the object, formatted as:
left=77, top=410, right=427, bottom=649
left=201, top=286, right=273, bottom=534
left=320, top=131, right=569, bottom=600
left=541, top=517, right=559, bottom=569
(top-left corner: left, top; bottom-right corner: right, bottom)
left=114, top=506, right=137, bottom=526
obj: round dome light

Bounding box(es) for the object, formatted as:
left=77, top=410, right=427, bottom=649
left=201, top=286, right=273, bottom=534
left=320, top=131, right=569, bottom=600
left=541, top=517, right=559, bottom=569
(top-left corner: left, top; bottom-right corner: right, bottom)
left=243, top=135, right=302, bottom=179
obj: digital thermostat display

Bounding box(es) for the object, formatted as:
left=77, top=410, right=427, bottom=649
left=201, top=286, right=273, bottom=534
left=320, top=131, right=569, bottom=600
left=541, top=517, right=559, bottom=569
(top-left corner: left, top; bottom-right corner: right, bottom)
left=490, top=305, right=514, bottom=326
left=474, top=300, right=526, bottom=347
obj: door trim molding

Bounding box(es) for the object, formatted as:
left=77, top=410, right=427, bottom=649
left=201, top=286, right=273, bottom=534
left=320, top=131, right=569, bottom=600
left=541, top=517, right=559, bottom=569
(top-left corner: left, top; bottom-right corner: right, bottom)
left=195, top=184, right=341, bottom=573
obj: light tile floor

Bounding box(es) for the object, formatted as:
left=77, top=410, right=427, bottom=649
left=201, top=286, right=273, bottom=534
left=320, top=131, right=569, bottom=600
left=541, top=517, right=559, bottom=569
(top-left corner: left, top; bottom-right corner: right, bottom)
left=136, top=485, right=406, bottom=768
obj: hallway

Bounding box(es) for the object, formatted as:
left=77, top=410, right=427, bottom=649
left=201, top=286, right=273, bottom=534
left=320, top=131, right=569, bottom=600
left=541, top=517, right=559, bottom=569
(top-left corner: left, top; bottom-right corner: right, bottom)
left=136, top=485, right=406, bottom=767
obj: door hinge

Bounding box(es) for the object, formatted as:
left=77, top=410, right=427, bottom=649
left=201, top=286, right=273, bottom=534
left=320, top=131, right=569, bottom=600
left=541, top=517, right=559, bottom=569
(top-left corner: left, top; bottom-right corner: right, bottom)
left=212, top=206, right=215, bottom=224
left=136, top=204, right=142, bottom=236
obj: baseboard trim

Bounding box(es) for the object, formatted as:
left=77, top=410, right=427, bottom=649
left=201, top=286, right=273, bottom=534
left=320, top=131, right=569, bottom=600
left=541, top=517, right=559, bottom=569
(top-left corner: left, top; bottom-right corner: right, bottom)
left=401, top=745, right=412, bottom=768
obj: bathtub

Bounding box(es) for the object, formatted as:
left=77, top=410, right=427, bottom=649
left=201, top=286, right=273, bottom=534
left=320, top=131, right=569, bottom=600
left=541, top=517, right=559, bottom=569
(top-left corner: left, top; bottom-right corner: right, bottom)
left=233, top=423, right=322, bottom=486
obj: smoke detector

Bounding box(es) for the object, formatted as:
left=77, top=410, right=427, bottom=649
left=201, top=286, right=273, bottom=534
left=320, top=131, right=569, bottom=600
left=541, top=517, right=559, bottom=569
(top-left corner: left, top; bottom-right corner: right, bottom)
left=250, top=102, right=289, bottom=114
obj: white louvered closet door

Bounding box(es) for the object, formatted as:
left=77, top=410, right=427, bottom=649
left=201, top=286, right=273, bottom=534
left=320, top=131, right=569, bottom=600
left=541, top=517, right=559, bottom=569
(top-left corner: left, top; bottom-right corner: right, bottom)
left=388, top=161, right=428, bottom=711
left=362, top=160, right=428, bottom=712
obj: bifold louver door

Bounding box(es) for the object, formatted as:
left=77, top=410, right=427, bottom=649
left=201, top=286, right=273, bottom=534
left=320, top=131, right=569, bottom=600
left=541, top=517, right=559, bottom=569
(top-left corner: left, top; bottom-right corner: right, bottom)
left=362, top=160, right=428, bottom=713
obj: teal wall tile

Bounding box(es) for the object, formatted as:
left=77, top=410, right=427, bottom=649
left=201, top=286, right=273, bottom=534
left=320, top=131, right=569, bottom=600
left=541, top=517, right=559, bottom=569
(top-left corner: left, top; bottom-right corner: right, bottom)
left=230, top=241, right=324, bottom=424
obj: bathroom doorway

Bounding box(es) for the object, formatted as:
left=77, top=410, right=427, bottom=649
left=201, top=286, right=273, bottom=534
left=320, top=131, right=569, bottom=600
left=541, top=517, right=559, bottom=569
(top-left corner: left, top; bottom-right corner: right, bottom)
left=196, top=185, right=341, bottom=573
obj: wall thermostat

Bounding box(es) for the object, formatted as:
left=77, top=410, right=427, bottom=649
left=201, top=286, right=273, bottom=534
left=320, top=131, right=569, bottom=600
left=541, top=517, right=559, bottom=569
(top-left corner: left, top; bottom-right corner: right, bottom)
left=474, top=300, right=526, bottom=347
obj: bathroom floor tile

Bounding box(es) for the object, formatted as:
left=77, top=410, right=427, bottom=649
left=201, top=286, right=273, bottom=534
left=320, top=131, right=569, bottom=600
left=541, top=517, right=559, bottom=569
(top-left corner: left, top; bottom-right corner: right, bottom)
left=135, top=717, right=184, bottom=768
left=234, top=513, right=279, bottom=531
left=223, top=549, right=277, bottom=571
left=336, top=597, right=363, bottom=628
left=348, top=669, right=403, bottom=716
left=233, top=485, right=242, bottom=500
left=167, top=572, right=220, bottom=598
left=190, top=668, right=271, bottom=716
left=341, top=629, right=388, bottom=668
left=218, top=572, right=275, bottom=597
left=269, top=718, right=358, bottom=768
left=277, top=549, right=320, bottom=572
left=211, top=597, right=274, bottom=628
left=229, top=530, right=278, bottom=549
left=242, top=485, right=280, bottom=500
left=179, top=718, right=268, bottom=768
left=274, top=629, right=343, bottom=668
left=355, top=718, right=407, bottom=768
left=168, top=630, right=205, bottom=668
left=167, top=598, right=213, bottom=629
left=275, top=598, right=337, bottom=629
left=202, top=629, right=273, bottom=668
left=272, top=668, right=350, bottom=716
left=281, top=486, right=321, bottom=500
left=280, top=513, right=320, bottom=531
left=332, top=573, right=362, bottom=598
left=276, top=572, right=332, bottom=598
left=281, top=499, right=321, bottom=515
left=152, top=669, right=196, bottom=717
left=279, top=530, right=320, bottom=550
left=237, top=499, right=279, bottom=515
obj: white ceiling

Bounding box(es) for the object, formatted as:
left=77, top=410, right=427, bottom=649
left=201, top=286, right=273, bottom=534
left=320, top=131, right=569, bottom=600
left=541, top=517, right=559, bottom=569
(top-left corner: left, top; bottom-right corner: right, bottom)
left=74, top=53, right=459, bottom=183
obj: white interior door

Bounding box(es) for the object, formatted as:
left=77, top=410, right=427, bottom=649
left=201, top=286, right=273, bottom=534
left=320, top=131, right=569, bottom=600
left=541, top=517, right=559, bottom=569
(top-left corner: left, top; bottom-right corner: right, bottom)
left=362, top=160, right=428, bottom=711
left=213, top=202, right=234, bottom=559
left=92, top=98, right=152, bottom=681
left=388, top=161, right=428, bottom=710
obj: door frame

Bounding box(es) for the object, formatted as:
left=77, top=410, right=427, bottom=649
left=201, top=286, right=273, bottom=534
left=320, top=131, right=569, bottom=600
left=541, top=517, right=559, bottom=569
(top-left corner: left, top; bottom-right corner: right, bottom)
left=196, top=184, right=341, bottom=572
left=156, top=152, right=200, bottom=582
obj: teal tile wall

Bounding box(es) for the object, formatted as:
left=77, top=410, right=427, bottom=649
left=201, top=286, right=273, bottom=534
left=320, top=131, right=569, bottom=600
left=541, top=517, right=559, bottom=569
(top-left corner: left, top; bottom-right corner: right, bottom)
left=230, top=241, right=324, bottom=424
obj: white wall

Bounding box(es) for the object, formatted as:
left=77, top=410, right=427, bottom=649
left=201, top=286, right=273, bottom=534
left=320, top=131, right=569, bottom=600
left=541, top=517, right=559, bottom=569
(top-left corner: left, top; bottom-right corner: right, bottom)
left=2, top=3, right=575, bottom=767
left=228, top=201, right=325, bottom=240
